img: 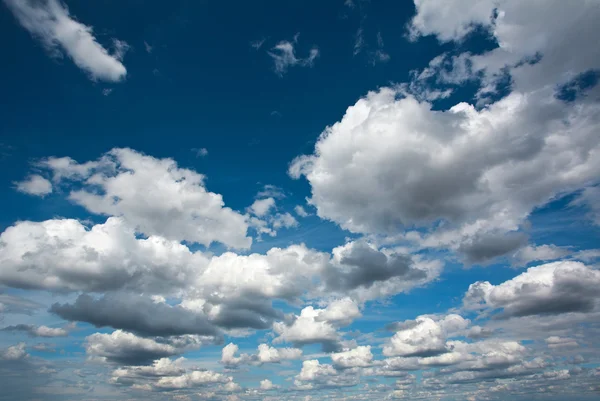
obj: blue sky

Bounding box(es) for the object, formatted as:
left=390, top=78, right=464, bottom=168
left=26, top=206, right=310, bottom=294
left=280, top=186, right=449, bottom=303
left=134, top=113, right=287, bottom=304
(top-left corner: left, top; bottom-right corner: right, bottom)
left=1, top=1, right=600, bottom=400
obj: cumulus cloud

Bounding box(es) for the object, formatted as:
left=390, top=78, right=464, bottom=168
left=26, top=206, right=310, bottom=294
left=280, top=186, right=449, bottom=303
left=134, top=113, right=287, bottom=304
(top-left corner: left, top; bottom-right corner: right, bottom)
left=0, top=343, right=28, bottom=361
left=32, top=148, right=251, bottom=249
left=383, top=316, right=449, bottom=357
left=50, top=293, right=221, bottom=338
left=273, top=298, right=361, bottom=351
left=249, top=197, right=276, bottom=217
left=13, top=174, right=52, bottom=196
left=111, top=357, right=236, bottom=392
left=294, top=205, right=309, bottom=217
left=4, top=0, right=127, bottom=81
left=0, top=216, right=209, bottom=294
left=290, top=85, right=600, bottom=261
left=1, top=324, right=68, bottom=338
left=409, top=0, right=600, bottom=97
left=463, top=261, right=600, bottom=318
left=331, top=346, right=373, bottom=368
left=290, top=0, right=600, bottom=263
left=222, top=342, right=303, bottom=368
left=85, top=330, right=193, bottom=365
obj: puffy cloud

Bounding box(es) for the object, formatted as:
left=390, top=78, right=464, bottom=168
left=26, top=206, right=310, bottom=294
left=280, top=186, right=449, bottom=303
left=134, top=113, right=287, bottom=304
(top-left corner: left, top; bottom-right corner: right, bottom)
left=331, top=346, right=373, bottom=368
left=260, top=379, right=276, bottom=390
left=409, top=0, right=600, bottom=97
left=13, top=175, right=52, bottom=196
left=383, top=316, right=448, bottom=357
left=111, top=357, right=236, bottom=392
left=85, top=330, right=185, bottom=365
left=4, top=0, right=127, bottom=82
left=35, top=148, right=251, bottom=249
left=294, top=359, right=359, bottom=389
left=257, top=343, right=302, bottom=364
left=290, top=74, right=600, bottom=261
left=221, top=343, right=303, bottom=368
left=0, top=343, right=28, bottom=361
left=249, top=198, right=276, bottom=217
left=0, top=216, right=208, bottom=293
left=1, top=324, right=68, bottom=338
left=268, top=36, right=319, bottom=76
left=50, top=293, right=221, bottom=338
left=273, top=298, right=361, bottom=351
left=295, top=205, right=309, bottom=217
left=463, top=261, right=600, bottom=318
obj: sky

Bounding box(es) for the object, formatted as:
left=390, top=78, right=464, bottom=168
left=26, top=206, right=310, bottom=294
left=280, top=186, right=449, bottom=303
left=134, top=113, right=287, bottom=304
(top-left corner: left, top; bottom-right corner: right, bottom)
left=0, top=0, right=600, bottom=400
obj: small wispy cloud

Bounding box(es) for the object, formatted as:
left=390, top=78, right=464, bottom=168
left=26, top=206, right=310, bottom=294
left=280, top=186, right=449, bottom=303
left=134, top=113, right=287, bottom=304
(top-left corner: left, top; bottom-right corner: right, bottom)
left=268, top=35, right=319, bottom=76
left=250, top=38, right=266, bottom=50
left=191, top=148, right=208, bottom=158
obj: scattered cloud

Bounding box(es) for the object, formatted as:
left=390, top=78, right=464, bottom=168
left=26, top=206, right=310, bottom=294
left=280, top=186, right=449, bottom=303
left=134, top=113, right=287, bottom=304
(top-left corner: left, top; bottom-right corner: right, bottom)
left=4, top=0, right=127, bottom=81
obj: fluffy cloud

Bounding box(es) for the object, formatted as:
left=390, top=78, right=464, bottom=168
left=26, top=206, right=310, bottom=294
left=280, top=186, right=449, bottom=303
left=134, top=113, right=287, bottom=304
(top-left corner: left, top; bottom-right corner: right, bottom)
left=290, top=85, right=600, bottom=261
left=0, top=216, right=208, bottom=294
left=111, top=357, right=236, bottom=392
left=50, top=293, right=221, bottom=338
left=256, top=343, right=302, bottom=364
left=463, top=261, right=600, bottom=318
left=34, top=148, right=251, bottom=249
left=409, top=0, right=600, bottom=97
left=0, top=343, right=28, bottom=361
left=249, top=198, right=276, bottom=217
left=1, top=324, right=68, bottom=338
left=383, top=316, right=448, bottom=357
left=13, top=175, right=52, bottom=196
left=222, top=343, right=303, bottom=368
left=4, top=0, right=127, bottom=82
left=331, top=346, right=373, bottom=368
left=260, top=379, right=276, bottom=390
left=85, top=330, right=190, bottom=365
left=273, top=298, right=361, bottom=351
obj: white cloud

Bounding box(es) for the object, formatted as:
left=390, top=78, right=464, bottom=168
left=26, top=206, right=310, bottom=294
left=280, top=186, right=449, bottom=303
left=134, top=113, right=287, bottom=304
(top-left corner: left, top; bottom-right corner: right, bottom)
left=463, top=261, right=600, bottom=318
left=273, top=298, right=360, bottom=350
left=294, top=205, right=309, bottom=217
left=86, top=330, right=183, bottom=365
left=33, top=148, right=251, bottom=249
left=249, top=198, right=276, bottom=217
left=221, top=343, right=302, bottom=368
left=260, top=379, right=276, bottom=390
left=0, top=342, right=28, bottom=361
left=4, top=0, right=127, bottom=82
left=271, top=212, right=298, bottom=229
left=290, top=85, right=600, bottom=260
left=331, top=346, right=373, bottom=368
left=269, top=37, right=319, bottom=76
left=409, top=0, right=600, bottom=96
left=257, top=343, right=302, bottom=364
left=383, top=316, right=448, bottom=357
left=14, top=174, right=52, bottom=196
left=0, top=216, right=208, bottom=294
